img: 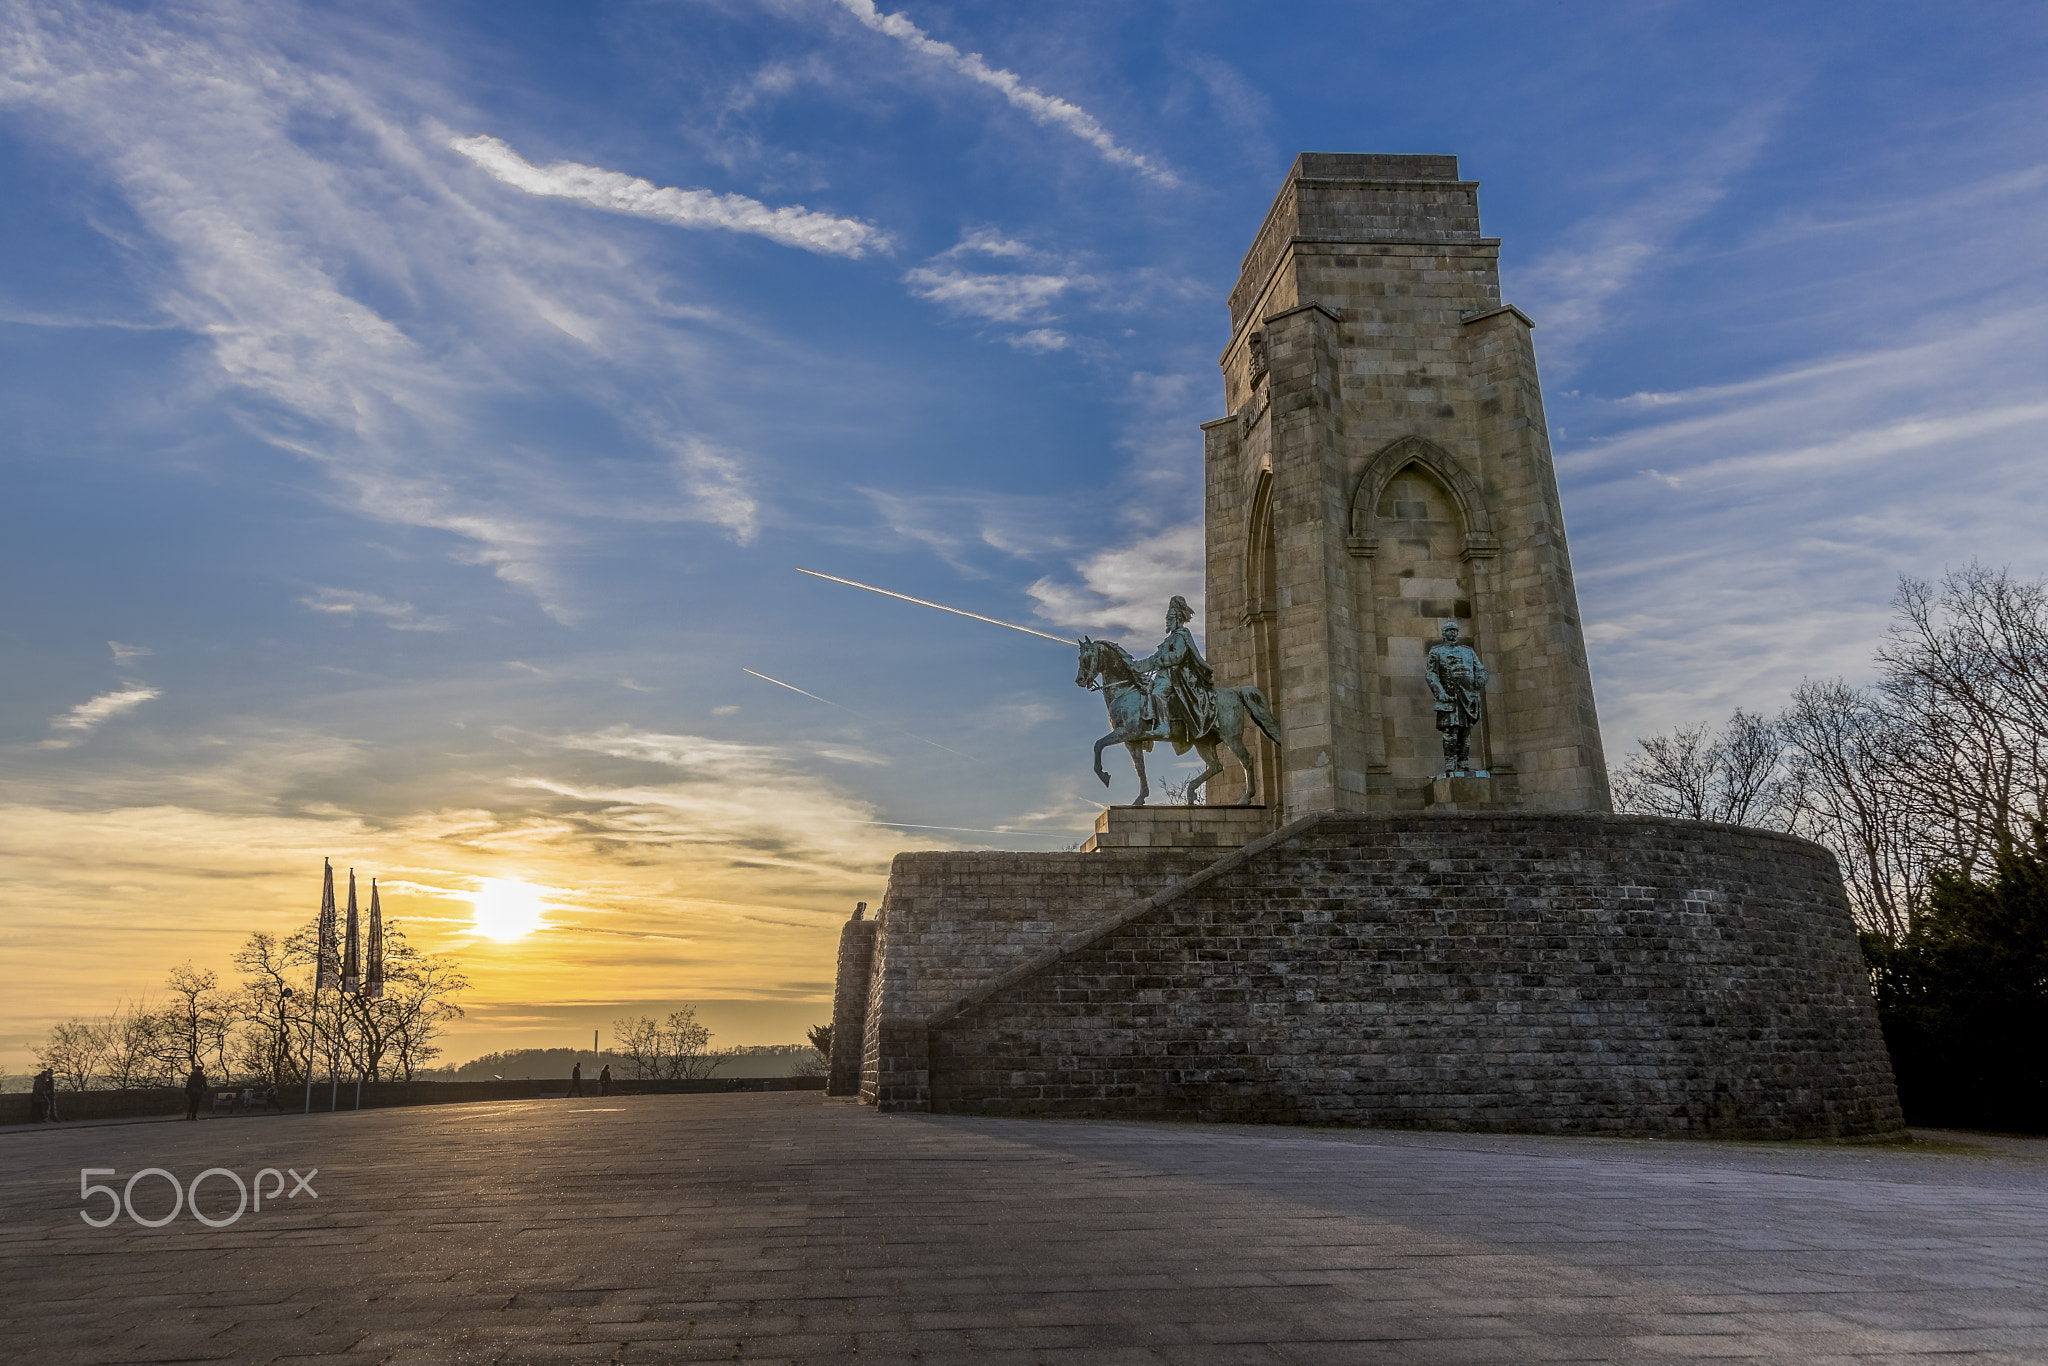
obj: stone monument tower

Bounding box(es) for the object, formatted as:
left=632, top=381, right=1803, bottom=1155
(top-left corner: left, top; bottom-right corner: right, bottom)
left=1203, top=153, right=1609, bottom=815
left=829, top=152, right=1903, bottom=1142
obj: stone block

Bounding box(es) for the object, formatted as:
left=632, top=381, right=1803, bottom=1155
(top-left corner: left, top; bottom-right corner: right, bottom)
left=1083, top=805, right=1281, bottom=852
left=1420, top=772, right=1520, bottom=811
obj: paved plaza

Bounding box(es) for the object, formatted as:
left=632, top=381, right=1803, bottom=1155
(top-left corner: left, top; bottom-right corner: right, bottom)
left=1, top=1093, right=2044, bottom=1364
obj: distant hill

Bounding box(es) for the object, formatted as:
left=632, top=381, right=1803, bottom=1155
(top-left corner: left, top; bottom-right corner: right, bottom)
left=428, top=1043, right=820, bottom=1082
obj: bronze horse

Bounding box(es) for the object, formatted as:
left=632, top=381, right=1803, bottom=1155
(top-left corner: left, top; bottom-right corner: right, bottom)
left=1076, top=637, right=1281, bottom=806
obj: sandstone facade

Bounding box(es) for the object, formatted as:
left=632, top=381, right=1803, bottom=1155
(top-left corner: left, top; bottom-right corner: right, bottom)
left=1204, top=153, right=1608, bottom=814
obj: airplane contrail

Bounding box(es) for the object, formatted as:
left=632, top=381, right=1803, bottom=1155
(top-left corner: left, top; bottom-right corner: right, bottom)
left=795, top=567, right=1077, bottom=645
left=740, top=667, right=834, bottom=706
left=739, top=666, right=974, bottom=759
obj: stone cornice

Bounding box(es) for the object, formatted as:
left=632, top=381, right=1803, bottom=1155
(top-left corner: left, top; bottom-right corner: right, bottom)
left=1262, top=300, right=1343, bottom=327
left=1460, top=303, right=1537, bottom=329
left=1218, top=298, right=1346, bottom=367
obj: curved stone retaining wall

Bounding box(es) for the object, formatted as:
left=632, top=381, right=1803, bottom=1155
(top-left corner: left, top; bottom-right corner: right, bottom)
left=861, top=848, right=1214, bottom=1110
left=924, top=813, right=1904, bottom=1139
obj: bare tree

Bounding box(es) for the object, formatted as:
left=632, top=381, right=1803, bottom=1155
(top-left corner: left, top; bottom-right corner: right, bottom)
left=379, top=928, right=469, bottom=1081
left=1876, top=566, right=2048, bottom=871
left=610, top=1007, right=723, bottom=1081
left=157, top=963, right=233, bottom=1077
left=281, top=918, right=351, bottom=1089
left=1613, top=708, right=1787, bottom=827
left=272, top=915, right=467, bottom=1084
left=34, top=1018, right=108, bottom=1093
left=24, top=901, right=472, bottom=1098
left=611, top=1015, right=666, bottom=1080
left=1777, top=679, right=1928, bottom=939
left=100, top=1000, right=171, bottom=1090
left=659, top=1007, right=723, bottom=1080
left=1620, top=565, right=2048, bottom=940
left=231, top=930, right=311, bottom=1085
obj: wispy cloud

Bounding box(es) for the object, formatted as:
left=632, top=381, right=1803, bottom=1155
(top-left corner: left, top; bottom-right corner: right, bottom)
left=661, top=434, right=760, bottom=546
left=43, top=686, right=161, bottom=747
left=108, top=641, right=152, bottom=666
left=1515, top=107, right=1781, bottom=374
left=1564, top=300, right=2048, bottom=748
left=0, top=1, right=774, bottom=626
left=449, top=135, right=891, bottom=258
left=943, top=227, right=1039, bottom=261
left=0, top=308, right=176, bottom=330
left=902, top=265, right=1074, bottom=323
left=300, top=587, right=455, bottom=632
left=1027, top=524, right=1202, bottom=639
left=825, top=0, right=1175, bottom=186
left=901, top=228, right=1100, bottom=349
left=1113, top=371, right=1209, bottom=526
left=854, top=487, right=1076, bottom=576
left=516, top=724, right=936, bottom=876
left=1005, top=328, right=1068, bottom=352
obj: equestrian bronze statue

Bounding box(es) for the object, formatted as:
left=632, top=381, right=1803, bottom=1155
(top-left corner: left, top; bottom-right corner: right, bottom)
left=1076, top=595, right=1282, bottom=806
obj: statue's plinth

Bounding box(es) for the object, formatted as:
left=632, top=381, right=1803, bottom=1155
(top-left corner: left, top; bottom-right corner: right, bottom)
left=1422, top=771, right=1521, bottom=812
left=1082, top=805, right=1278, bottom=852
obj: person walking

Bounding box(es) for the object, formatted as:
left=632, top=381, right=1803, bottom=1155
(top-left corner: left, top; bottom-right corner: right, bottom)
left=184, top=1064, right=207, bottom=1121
left=569, top=1061, right=584, bottom=1097
left=598, top=1063, right=611, bottom=1097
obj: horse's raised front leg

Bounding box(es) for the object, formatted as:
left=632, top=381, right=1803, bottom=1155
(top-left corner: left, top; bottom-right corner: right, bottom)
left=1091, top=732, right=1120, bottom=788
left=1125, top=741, right=1150, bottom=806
left=1186, top=737, right=1224, bottom=806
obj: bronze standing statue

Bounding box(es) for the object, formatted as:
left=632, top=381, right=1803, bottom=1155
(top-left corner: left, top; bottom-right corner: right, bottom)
left=1076, top=596, right=1282, bottom=806
left=1425, top=620, right=1487, bottom=776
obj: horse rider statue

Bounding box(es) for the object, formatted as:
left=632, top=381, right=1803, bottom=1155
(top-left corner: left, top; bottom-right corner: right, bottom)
left=1130, top=595, right=1216, bottom=750
left=1076, top=595, right=1281, bottom=806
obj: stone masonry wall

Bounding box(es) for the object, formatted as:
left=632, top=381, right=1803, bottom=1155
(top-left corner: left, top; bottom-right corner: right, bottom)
left=828, top=908, right=876, bottom=1096
left=923, top=813, right=1904, bottom=1139
left=861, top=848, right=1212, bottom=1110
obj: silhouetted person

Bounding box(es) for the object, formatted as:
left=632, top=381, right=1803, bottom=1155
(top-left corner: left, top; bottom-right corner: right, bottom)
left=598, top=1064, right=611, bottom=1097
left=569, top=1061, right=583, bottom=1097
left=31, top=1067, right=56, bottom=1123
left=264, top=1083, right=283, bottom=1113
left=184, top=1064, right=206, bottom=1120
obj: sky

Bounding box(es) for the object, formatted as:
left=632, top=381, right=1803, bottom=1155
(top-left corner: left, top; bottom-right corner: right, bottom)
left=4, top=0, right=2045, bottom=1071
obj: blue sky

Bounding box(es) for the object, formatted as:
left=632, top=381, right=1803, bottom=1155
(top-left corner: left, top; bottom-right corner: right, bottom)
left=4, top=0, right=2045, bottom=1065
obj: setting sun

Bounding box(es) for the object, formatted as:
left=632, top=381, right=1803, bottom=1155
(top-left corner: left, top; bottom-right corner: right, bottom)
left=469, top=878, right=549, bottom=941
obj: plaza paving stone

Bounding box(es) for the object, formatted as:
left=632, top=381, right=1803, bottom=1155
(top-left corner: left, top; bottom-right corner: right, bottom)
left=0, top=1092, right=2044, bottom=1363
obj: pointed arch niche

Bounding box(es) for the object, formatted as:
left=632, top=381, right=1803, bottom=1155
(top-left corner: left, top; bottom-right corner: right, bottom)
left=1347, top=438, right=1497, bottom=792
